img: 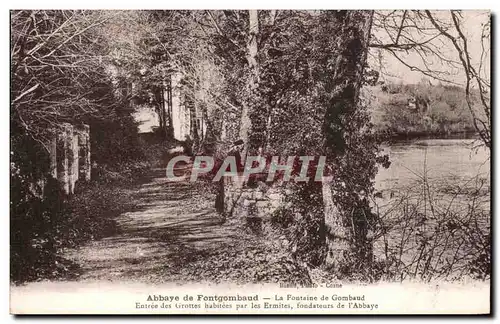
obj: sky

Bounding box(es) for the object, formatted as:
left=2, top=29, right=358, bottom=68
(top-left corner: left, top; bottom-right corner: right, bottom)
left=372, top=10, right=490, bottom=85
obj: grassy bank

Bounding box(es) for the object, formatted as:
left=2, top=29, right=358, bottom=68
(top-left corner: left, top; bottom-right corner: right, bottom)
left=367, top=81, right=482, bottom=139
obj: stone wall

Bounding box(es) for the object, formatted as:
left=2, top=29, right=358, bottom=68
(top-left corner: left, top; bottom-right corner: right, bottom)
left=223, top=175, right=289, bottom=227
left=222, top=175, right=341, bottom=236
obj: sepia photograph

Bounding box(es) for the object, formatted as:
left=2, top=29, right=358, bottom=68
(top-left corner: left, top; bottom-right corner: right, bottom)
left=9, top=8, right=491, bottom=315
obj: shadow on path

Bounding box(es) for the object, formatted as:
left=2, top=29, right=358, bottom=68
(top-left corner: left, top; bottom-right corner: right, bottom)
left=64, top=166, right=238, bottom=283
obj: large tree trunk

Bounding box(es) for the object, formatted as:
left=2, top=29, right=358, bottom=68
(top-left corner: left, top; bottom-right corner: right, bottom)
left=165, top=75, right=174, bottom=138
left=239, top=10, right=259, bottom=159
left=189, top=97, right=199, bottom=152
left=322, top=10, right=374, bottom=271
left=156, top=88, right=166, bottom=140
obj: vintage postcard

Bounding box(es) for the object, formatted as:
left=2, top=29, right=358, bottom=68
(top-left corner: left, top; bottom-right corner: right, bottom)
left=10, top=9, right=491, bottom=315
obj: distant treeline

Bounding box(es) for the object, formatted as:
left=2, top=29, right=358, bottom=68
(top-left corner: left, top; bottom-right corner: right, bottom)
left=369, top=81, right=481, bottom=140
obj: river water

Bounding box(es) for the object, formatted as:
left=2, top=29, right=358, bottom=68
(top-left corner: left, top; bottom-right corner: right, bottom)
left=371, top=139, right=490, bottom=278
left=375, top=138, right=490, bottom=195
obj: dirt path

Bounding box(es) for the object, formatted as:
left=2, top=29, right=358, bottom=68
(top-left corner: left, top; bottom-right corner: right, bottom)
left=12, top=163, right=311, bottom=290
left=63, top=165, right=242, bottom=284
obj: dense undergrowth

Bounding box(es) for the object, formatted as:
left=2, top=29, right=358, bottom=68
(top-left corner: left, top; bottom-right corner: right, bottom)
left=226, top=169, right=491, bottom=284
left=10, top=164, right=152, bottom=284
left=370, top=171, right=490, bottom=282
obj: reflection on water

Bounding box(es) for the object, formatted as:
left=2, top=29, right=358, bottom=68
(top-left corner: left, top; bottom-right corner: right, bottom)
left=371, top=139, right=490, bottom=279
left=375, top=139, right=490, bottom=193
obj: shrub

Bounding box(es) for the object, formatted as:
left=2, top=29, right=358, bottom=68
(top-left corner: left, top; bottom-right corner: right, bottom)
left=370, top=172, right=490, bottom=282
